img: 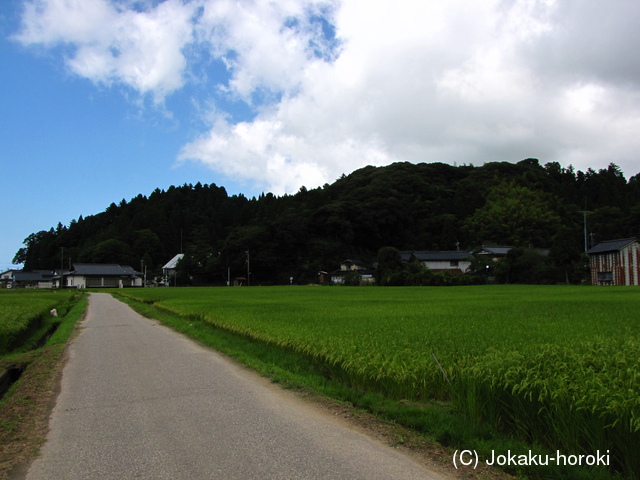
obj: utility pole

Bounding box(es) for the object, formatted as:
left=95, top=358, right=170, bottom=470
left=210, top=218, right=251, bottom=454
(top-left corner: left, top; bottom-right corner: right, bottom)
left=583, top=210, right=588, bottom=252
left=579, top=199, right=592, bottom=253
left=141, top=259, right=146, bottom=287
left=578, top=210, right=590, bottom=252
left=246, top=250, right=250, bottom=287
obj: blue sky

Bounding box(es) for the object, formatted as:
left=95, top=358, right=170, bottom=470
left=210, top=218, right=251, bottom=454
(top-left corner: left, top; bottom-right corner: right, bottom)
left=2, top=0, right=640, bottom=271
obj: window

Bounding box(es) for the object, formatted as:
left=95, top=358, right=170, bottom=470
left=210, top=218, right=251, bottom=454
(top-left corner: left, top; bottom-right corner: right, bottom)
left=597, top=272, right=613, bottom=282
left=450, top=260, right=459, bottom=267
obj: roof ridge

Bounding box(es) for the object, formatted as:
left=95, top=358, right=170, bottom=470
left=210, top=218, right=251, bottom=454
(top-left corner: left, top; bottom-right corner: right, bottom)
left=600, top=237, right=637, bottom=243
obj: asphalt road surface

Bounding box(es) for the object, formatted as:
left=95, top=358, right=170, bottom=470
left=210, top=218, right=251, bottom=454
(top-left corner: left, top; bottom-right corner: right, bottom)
left=25, top=293, right=445, bottom=480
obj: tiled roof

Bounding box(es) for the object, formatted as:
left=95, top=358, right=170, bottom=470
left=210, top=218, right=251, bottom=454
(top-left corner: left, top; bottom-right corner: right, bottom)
left=8, top=271, right=49, bottom=282
left=71, top=264, right=140, bottom=276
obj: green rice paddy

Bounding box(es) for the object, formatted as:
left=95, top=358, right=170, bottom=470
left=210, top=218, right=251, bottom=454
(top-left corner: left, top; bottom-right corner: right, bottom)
left=0, top=290, right=76, bottom=354
left=115, top=285, right=640, bottom=478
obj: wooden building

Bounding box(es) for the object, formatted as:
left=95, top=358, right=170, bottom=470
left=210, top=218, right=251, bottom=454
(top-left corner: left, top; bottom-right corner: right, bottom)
left=587, top=238, right=640, bottom=286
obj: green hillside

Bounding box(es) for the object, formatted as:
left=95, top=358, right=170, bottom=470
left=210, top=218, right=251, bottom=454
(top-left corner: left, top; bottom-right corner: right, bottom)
left=14, top=159, right=640, bottom=285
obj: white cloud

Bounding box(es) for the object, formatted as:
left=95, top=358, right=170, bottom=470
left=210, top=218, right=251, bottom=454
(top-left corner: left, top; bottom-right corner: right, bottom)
left=15, top=0, right=197, bottom=100
left=177, top=111, right=392, bottom=194
left=526, top=0, right=640, bottom=86
left=194, top=0, right=340, bottom=102
left=15, top=0, right=640, bottom=193
left=180, top=0, right=640, bottom=192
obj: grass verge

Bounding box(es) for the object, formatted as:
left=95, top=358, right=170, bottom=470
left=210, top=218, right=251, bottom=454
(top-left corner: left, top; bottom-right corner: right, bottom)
left=0, top=294, right=87, bottom=480
left=114, top=293, right=620, bottom=480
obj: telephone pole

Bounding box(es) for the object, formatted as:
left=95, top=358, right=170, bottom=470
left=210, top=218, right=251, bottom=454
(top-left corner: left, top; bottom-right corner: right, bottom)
left=578, top=210, right=591, bottom=252
left=246, top=250, right=250, bottom=287
left=60, top=247, right=64, bottom=289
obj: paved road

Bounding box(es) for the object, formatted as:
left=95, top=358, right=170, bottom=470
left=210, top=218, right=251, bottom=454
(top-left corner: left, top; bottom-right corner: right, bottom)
left=25, top=293, right=445, bottom=480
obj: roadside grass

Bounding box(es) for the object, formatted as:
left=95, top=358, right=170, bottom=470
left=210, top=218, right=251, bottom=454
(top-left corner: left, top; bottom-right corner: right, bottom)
left=0, top=294, right=87, bottom=480
left=114, top=290, right=621, bottom=480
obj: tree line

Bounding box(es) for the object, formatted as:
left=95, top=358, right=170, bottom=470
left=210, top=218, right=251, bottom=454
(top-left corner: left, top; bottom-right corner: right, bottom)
left=13, top=159, right=640, bottom=285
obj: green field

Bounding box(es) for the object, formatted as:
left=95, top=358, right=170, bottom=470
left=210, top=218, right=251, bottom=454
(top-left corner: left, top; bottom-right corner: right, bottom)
left=116, top=285, right=639, bottom=478
left=0, top=290, right=77, bottom=354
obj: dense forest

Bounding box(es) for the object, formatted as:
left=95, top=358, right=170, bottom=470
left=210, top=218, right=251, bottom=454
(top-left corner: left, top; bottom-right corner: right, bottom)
left=13, top=159, right=640, bottom=285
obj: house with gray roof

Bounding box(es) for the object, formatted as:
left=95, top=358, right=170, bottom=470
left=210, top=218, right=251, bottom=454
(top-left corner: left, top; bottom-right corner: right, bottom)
left=587, top=237, right=639, bottom=286
left=0, top=269, right=57, bottom=289
left=60, top=263, right=142, bottom=288
left=400, top=251, right=473, bottom=275
left=474, top=245, right=513, bottom=259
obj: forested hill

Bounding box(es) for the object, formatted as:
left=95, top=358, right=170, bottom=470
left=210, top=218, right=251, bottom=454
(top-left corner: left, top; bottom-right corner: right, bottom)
left=14, top=159, right=640, bottom=285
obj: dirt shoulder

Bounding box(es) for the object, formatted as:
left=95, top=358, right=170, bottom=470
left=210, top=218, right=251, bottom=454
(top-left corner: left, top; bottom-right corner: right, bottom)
left=0, top=345, right=68, bottom=480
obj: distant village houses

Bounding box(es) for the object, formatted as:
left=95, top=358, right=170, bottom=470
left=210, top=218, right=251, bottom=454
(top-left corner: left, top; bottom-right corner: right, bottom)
left=5, top=238, right=640, bottom=287
left=1, top=264, right=142, bottom=289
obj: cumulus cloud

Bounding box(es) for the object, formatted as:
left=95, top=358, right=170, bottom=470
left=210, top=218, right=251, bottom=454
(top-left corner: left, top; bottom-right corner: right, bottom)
left=14, top=0, right=198, bottom=100
left=181, top=0, right=640, bottom=193
left=14, top=0, right=640, bottom=193
left=194, top=0, right=340, bottom=102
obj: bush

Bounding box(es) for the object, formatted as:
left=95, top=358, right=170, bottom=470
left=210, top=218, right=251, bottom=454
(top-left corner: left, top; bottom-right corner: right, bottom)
left=343, top=271, right=362, bottom=286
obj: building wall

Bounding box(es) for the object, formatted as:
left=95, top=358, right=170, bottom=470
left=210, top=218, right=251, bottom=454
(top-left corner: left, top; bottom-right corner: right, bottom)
left=624, top=243, right=640, bottom=285
left=66, top=275, right=86, bottom=288
left=66, top=275, right=142, bottom=288
left=590, top=243, right=640, bottom=286
left=422, top=260, right=472, bottom=273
